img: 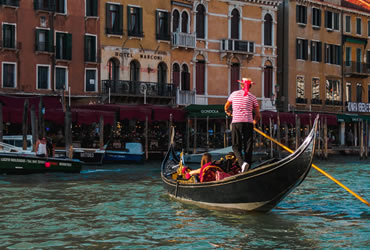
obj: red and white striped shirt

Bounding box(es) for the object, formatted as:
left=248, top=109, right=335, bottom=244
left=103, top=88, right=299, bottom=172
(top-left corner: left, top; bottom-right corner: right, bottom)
left=227, top=90, right=259, bottom=123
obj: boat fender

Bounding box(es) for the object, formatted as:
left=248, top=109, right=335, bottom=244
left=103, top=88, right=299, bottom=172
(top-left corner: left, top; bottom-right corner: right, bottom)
left=45, top=162, right=51, bottom=168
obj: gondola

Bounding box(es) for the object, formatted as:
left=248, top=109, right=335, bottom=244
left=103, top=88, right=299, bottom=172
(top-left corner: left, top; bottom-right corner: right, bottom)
left=161, top=116, right=318, bottom=212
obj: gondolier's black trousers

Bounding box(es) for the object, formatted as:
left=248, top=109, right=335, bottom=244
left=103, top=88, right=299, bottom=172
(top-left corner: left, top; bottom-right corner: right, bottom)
left=232, top=122, right=253, bottom=166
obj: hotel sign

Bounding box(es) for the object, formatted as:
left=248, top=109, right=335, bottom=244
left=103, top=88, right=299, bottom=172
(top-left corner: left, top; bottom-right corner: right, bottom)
left=347, top=102, right=370, bottom=113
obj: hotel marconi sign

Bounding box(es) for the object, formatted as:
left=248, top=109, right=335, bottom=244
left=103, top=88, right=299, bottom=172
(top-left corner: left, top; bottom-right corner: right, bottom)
left=347, top=102, right=370, bottom=113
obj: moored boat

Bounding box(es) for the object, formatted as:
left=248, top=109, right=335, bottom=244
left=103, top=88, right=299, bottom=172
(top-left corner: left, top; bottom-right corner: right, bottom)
left=161, top=117, right=319, bottom=212
left=103, top=142, right=144, bottom=163
left=0, top=142, right=82, bottom=174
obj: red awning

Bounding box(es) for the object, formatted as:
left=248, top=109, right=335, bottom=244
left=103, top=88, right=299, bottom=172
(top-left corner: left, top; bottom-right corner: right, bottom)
left=149, top=105, right=185, bottom=122
left=72, top=109, right=115, bottom=125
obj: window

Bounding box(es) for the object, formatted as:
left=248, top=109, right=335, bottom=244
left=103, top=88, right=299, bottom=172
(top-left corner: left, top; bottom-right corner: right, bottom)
left=181, top=11, right=188, bottom=33
left=56, top=32, right=72, bottom=60
left=324, top=43, right=341, bottom=65
left=86, top=0, right=98, bottom=17
left=345, top=16, right=351, bottom=33
left=156, top=11, right=170, bottom=41
left=181, top=64, right=190, bottom=91
left=368, top=20, right=370, bottom=37
left=230, top=63, right=240, bottom=92
left=312, top=78, right=320, bottom=100
left=264, top=65, right=273, bottom=98
left=2, top=63, right=16, bottom=88
left=130, top=60, right=140, bottom=82
left=346, top=82, right=352, bottom=102
left=172, top=10, right=180, bottom=32
left=55, top=67, right=67, bottom=90
left=55, top=0, right=66, bottom=14
left=312, top=8, right=321, bottom=27
left=368, top=84, right=370, bottom=103
left=34, top=0, right=54, bottom=11
left=345, top=47, right=351, bottom=66
left=296, top=76, right=304, bottom=99
left=196, top=4, right=206, bottom=39
left=128, top=6, right=143, bottom=37
left=196, top=60, right=205, bottom=95
left=85, top=69, right=97, bottom=92
left=356, top=48, right=362, bottom=72
left=296, top=5, right=307, bottom=24
left=172, top=63, right=180, bottom=88
left=356, top=18, right=362, bottom=35
left=326, top=79, right=341, bottom=101
left=37, top=65, right=50, bottom=90
left=106, top=3, right=123, bottom=35
left=1, top=0, right=20, bottom=7
left=356, top=83, right=362, bottom=102
left=367, top=50, right=370, bottom=67
left=2, top=24, right=15, bottom=49
left=108, top=58, right=119, bottom=81
left=158, top=62, right=167, bottom=84
left=264, top=14, right=272, bottom=46
left=296, top=39, right=308, bottom=60
left=230, top=9, right=240, bottom=39
left=84, top=35, right=96, bottom=62
left=325, top=11, right=339, bottom=30
left=35, top=29, right=53, bottom=52
left=311, top=41, right=322, bottom=62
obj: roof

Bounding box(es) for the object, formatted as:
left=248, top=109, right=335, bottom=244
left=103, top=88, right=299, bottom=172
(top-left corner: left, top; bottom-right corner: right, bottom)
left=342, top=0, right=370, bottom=12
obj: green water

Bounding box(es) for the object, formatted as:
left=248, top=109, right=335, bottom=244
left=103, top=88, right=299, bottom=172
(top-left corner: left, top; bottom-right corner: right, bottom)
left=0, top=156, right=368, bottom=249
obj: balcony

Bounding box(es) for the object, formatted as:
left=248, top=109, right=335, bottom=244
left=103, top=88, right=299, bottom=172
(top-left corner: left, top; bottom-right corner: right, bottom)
left=0, top=40, right=21, bottom=51
left=176, top=89, right=196, bottom=105
left=172, top=32, right=196, bottom=49
left=344, top=61, right=370, bottom=78
left=296, top=97, right=308, bottom=104
left=220, top=39, right=255, bottom=55
left=102, top=80, right=176, bottom=104
left=311, top=99, right=322, bottom=105
left=1, top=0, right=20, bottom=7
left=325, top=100, right=343, bottom=106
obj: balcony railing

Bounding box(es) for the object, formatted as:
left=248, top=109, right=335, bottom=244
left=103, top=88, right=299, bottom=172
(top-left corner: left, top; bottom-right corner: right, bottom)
left=220, top=39, right=255, bottom=54
left=102, top=80, right=176, bottom=98
left=325, top=100, right=343, bottom=106
left=1, top=0, right=20, bottom=7
left=344, top=61, right=370, bottom=75
left=172, top=32, right=196, bottom=49
left=296, top=97, right=308, bottom=104
left=311, top=99, right=322, bottom=105
left=0, top=40, right=21, bottom=50
left=176, top=89, right=196, bottom=105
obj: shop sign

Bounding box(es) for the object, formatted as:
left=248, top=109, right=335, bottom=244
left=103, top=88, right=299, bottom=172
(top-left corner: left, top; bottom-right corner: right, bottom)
left=347, top=102, right=370, bottom=113
left=200, top=109, right=220, bottom=114
left=115, top=52, right=164, bottom=61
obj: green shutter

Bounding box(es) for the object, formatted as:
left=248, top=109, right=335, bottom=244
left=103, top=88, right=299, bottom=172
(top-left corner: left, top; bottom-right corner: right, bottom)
left=56, top=33, right=61, bottom=59
left=84, top=35, right=88, bottom=61
left=92, top=36, right=96, bottom=62
left=324, top=11, right=328, bottom=28
left=118, top=5, right=123, bottom=34
left=105, top=3, right=110, bottom=33
left=47, top=30, right=53, bottom=52
left=139, top=7, right=143, bottom=35
left=93, top=0, right=98, bottom=16
left=318, top=42, right=322, bottom=62
left=296, top=6, right=299, bottom=23
left=127, top=6, right=131, bottom=34
left=66, top=33, right=72, bottom=60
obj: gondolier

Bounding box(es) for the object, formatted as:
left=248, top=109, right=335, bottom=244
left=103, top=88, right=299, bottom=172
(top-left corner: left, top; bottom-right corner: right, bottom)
left=224, top=77, right=260, bottom=172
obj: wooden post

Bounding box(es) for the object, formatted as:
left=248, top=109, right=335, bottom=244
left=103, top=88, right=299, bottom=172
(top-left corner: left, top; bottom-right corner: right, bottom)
left=360, top=120, right=364, bottom=159
left=168, top=113, right=173, bottom=149
left=284, top=123, right=288, bottom=149
left=206, top=116, right=209, bottom=151
left=186, top=118, right=190, bottom=154
left=317, top=119, right=321, bottom=158
left=277, top=113, right=281, bottom=157
left=99, top=115, right=104, bottom=149
left=324, top=117, right=328, bottom=160
left=365, top=120, right=368, bottom=159
left=145, top=115, right=148, bottom=160
left=65, top=106, right=72, bottom=158
left=22, top=99, right=29, bottom=150
left=38, top=97, right=45, bottom=139
left=0, top=103, right=3, bottom=143
left=193, top=117, right=197, bottom=154
left=295, top=115, right=299, bottom=150
left=354, top=122, right=358, bottom=146
left=309, top=113, right=312, bottom=131
left=31, top=106, right=37, bottom=152
left=269, top=117, right=273, bottom=157
left=225, top=116, right=229, bottom=147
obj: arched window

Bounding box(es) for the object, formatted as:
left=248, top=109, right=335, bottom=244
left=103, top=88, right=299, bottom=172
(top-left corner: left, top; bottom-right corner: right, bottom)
left=181, top=64, right=190, bottom=91
left=231, top=9, right=240, bottom=39
left=173, top=63, right=180, bottom=87
left=181, top=11, right=188, bottom=33
left=196, top=4, right=205, bottom=38
left=230, top=62, right=240, bottom=92
left=172, top=10, right=180, bottom=32
left=108, top=58, right=120, bottom=81
left=130, top=60, right=140, bottom=82
left=264, top=14, right=273, bottom=46
left=158, top=62, right=167, bottom=84
left=196, top=58, right=205, bottom=95
left=264, top=61, right=273, bottom=98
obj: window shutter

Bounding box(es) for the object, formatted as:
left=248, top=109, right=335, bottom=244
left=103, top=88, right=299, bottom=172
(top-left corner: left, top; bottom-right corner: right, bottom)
left=35, top=29, right=39, bottom=51
left=47, top=30, right=53, bottom=52
left=56, top=33, right=61, bottom=59
left=118, top=5, right=123, bottom=34
left=93, top=0, right=98, bottom=16
left=324, top=11, right=328, bottom=28
left=139, top=8, right=143, bottom=35
left=92, top=37, right=96, bottom=62
left=11, top=25, right=15, bottom=48
left=105, top=3, right=110, bottom=33
left=296, top=39, right=299, bottom=59
left=304, top=40, right=308, bottom=60
left=318, top=9, right=321, bottom=26
left=334, top=13, right=339, bottom=30
left=310, top=41, right=313, bottom=61
left=66, top=33, right=72, bottom=60
left=296, top=6, right=299, bottom=23
left=127, top=6, right=131, bottom=34
left=324, top=43, right=327, bottom=63
left=166, top=12, right=171, bottom=38
left=84, top=35, right=88, bottom=61
left=58, top=0, right=64, bottom=13
left=304, top=6, right=307, bottom=24
left=318, top=42, right=322, bottom=62
left=337, top=46, right=342, bottom=65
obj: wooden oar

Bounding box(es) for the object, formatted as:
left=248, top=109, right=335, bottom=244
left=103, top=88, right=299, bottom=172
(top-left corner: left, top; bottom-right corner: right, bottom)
left=254, top=127, right=370, bottom=207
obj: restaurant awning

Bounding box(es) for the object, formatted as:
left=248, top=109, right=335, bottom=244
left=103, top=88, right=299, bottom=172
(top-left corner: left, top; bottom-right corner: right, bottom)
left=185, top=104, right=226, bottom=118
left=337, top=114, right=370, bottom=122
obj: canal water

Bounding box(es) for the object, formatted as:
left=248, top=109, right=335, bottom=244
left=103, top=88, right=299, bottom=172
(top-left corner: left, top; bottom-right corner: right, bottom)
left=0, top=156, right=368, bottom=249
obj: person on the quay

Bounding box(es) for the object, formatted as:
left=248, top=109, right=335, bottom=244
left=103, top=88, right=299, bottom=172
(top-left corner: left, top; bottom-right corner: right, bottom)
left=36, top=137, right=48, bottom=157
left=224, top=77, right=260, bottom=172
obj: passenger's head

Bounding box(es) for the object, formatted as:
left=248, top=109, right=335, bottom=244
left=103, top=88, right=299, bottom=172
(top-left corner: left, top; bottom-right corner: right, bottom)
left=201, top=153, right=212, bottom=166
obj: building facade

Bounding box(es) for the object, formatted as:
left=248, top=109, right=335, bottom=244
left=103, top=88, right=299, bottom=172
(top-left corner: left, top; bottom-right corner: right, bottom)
left=99, top=0, right=174, bottom=105
left=171, top=0, right=280, bottom=110
left=0, top=0, right=100, bottom=104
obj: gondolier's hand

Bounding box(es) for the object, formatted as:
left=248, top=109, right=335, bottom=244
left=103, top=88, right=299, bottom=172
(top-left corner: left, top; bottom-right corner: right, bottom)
left=225, top=110, right=232, bottom=116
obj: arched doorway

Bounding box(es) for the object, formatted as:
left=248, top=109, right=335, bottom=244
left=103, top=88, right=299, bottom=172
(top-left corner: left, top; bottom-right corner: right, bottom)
left=181, top=64, right=190, bottom=91
left=172, top=63, right=180, bottom=88
left=264, top=61, right=273, bottom=98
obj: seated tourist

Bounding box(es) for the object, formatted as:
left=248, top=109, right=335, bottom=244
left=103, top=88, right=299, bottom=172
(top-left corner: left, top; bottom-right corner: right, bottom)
left=188, top=152, right=212, bottom=177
